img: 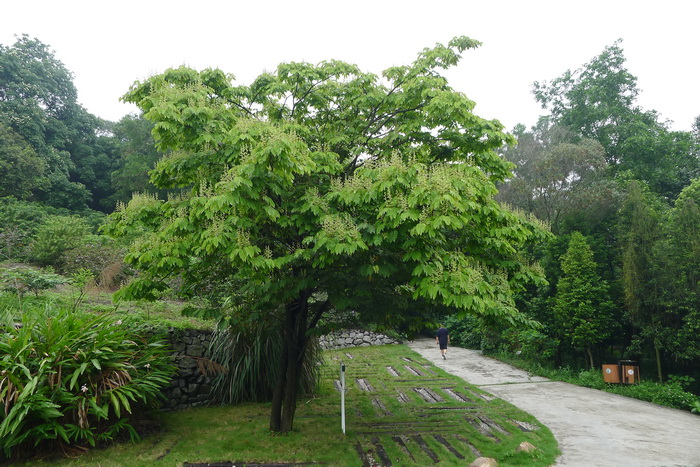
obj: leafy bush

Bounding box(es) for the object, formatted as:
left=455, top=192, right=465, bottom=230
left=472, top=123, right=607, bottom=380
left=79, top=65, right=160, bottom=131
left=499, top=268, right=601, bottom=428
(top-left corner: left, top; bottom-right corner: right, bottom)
left=0, top=197, right=62, bottom=261
left=0, top=197, right=62, bottom=236
left=608, top=380, right=699, bottom=410
left=564, top=370, right=698, bottom=410
left=0, top=267, right=65, bottom=300
left=60, top=237, right=129, bottom=289
left=691, top=400, right=700, bottom=414
left=29, top=215, right=92, bottom=266
left=0, top=198, right=107, bottom=263
left=0, top=225, right=30, bottom=261
left=442, top=314, right=483, bottom=349
left=571, top=368, right=607, bottom=390
left=497, top=327, right=560, bottom=364
left=0, top=306, right=175, bottom=460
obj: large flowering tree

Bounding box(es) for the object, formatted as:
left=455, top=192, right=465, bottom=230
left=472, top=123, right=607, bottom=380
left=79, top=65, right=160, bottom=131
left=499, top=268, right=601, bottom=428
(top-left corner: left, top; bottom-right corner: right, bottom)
left=105, top=37, right=548, bottom=432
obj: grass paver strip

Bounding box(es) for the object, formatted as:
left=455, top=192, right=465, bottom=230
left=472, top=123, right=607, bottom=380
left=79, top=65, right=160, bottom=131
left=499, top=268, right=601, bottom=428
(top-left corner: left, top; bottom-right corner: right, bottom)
left=466, top=414, right=501, bottom=442
left=356, top=378, right=374, bottom=392
left=454, top=433, right=482, bottom=457
left=395, top=389, right=409, bottom=403
left=412, top=434, right=440, bottom=463
left=371, top=398, right=392, bottom=415
left=478, top=415, right=511, bottom=436
left=403, top=365, right=421, bottom=376
left=371, top=437, right=393, bottom=466
left=511, top=420, right=540, bottom=432
left=463, top=387, right=496, bottom=401
left=434, top=434, right=465, bottom=460
left=391, top=435, right=416, bottom=462
left=353, top=443, right=370, bottom=466
left=442, top=386, right=470, bottom=402
left=413, top=386, right=444, bottom=402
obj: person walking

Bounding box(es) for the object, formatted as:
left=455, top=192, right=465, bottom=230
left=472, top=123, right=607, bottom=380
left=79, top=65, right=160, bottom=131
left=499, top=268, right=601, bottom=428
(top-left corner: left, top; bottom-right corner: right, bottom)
left=436, top=325, right=449, bottom=360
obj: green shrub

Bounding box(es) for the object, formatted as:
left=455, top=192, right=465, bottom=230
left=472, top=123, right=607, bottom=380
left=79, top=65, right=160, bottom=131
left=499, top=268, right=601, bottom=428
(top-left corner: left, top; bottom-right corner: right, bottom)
left=0, top=197, right=62, bottom=261
left=29, top=215, right=92, bottom=266
left=609, top=380, right=699, bottom=410
left=572, top=368, right=607, bottom=390
left=0, top=197, right=63, bottom=236
left=691, top=400, right=700, bottom=414
left=498, top=327, right=559, bottom=364
left=0, top=267, right=65, bottom=301
left=443, top=314, right=483, bottom=349
left=60, top=237, right=129, bottom=289
left=0, top=225, right=30, bottom=261
left=0, top=306, right=176, bottom=461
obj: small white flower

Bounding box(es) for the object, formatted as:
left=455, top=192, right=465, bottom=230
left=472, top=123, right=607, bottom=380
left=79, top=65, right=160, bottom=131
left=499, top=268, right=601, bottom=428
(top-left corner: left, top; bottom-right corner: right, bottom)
left=81, top=384, right=88, bottom=393
left=115, top=320, right=123, bottom=326
left=144, top=363, right=151, bottom=369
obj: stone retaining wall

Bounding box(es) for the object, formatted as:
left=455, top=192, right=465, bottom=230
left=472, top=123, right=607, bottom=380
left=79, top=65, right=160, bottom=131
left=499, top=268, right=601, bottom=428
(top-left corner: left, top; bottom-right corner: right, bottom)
left=319, top=329, right=401, bottom=350
left=162, top=328, right=215, bottom=410
left=162, top=328, right=401, bottom=409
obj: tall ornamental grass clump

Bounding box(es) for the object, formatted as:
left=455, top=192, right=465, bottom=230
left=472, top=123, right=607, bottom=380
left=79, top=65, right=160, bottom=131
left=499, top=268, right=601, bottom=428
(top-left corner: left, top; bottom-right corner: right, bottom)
left=0, top=306, right=176, bottom=460
left=210, top=325, right=321, bottom=404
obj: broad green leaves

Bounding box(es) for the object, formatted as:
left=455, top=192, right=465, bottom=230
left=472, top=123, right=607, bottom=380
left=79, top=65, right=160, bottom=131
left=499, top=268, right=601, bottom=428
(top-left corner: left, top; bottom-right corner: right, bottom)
left=108, top=37, right=548, bottom=327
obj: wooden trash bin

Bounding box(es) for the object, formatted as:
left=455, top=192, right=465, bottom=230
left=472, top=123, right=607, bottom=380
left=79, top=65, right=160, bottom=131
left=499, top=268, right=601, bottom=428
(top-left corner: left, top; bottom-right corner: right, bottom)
left=602, top=364, right=621, bottom=383
left=619, top=360, right=639, bottom=384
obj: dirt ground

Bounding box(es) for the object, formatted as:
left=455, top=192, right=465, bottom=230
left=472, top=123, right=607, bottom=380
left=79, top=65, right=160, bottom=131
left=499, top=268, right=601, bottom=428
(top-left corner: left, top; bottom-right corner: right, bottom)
left=407, top=338, right=700, bottom=467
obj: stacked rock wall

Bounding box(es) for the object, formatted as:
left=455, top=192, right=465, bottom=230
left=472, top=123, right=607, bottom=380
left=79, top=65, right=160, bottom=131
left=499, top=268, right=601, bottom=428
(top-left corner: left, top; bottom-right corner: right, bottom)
left=161, top=328, right=215, bottom=410
left=161, top=328, right=400, bottom=409
left=319, top=329, right=400, bottom=350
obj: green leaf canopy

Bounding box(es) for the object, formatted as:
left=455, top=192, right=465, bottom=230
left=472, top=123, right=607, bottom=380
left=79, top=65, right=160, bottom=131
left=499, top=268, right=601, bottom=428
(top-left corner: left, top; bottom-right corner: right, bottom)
left=106, top=36, right=548, bottom=328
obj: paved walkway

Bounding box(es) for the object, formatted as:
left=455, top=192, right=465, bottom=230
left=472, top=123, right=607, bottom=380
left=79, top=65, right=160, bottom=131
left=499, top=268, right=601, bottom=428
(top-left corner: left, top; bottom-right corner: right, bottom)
left=407, top=338, right=700, bottom=467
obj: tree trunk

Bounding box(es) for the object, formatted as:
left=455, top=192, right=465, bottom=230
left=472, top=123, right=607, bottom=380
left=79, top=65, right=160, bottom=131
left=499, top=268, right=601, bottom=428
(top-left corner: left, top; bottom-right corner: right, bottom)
left=555, top=341, right=562, bottom=368
left=269, top=301, right=294, bottom=432
left=654, top=341, right=663, bottom=383
left=280, top=333, right=300, bottom=432
left=586, top=346, right=594, bottom=370
left=270, top=291, right=310, bottom=433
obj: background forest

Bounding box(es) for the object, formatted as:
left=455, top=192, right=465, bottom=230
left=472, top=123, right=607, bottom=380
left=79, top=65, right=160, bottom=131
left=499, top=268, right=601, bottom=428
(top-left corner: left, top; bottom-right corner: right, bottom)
left=1, top=35, right=699, bottom=397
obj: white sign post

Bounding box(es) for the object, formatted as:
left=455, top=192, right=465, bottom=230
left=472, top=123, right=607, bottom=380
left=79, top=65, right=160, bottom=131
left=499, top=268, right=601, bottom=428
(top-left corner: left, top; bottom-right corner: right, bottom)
left=340, top=363, right=346, bottom=434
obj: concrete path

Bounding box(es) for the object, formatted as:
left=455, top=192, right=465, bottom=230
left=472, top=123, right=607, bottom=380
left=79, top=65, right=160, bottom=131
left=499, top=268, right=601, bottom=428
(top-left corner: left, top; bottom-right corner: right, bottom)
left=407, top=338, right=700, bottom=467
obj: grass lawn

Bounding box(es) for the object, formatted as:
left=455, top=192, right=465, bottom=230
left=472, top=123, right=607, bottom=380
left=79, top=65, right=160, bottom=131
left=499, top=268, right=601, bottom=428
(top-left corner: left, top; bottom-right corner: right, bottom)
left=27, top=345, right=558, bottom=466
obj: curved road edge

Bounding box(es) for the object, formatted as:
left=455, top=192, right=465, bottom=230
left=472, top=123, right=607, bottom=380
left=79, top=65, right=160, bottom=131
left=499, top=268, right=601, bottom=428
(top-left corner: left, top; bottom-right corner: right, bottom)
left=407, top=338, right=700, bottom=467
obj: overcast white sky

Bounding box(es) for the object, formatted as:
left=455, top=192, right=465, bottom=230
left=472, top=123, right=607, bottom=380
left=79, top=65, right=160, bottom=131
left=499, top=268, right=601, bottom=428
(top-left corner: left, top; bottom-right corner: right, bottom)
left=2, top=0, right=698, bottom=132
